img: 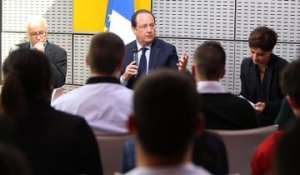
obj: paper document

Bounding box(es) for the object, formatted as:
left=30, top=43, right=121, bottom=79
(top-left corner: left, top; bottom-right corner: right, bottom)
left=238, top=95, right=255, bottom=108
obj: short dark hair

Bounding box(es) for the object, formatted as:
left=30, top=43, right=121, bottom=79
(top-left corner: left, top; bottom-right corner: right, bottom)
left=193, top=41, right=226, bottom=80
left=248, top=26, right=278, bottom=51
left=1, top=49, right=53, bottom=117
left=131, top=9, right=155, bottom=27
left=88, top=32, right=125, bottom=74
left=133, top=69, right=200, bottom=158
left=280, top=59, right=300, bottom=107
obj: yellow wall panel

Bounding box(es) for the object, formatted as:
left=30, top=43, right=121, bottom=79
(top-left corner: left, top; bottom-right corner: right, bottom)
left=135, top=0, right=151, bottom=11
left=74, top=0, right=151, bottom=32
left=73, top=0, right=108, bottom=32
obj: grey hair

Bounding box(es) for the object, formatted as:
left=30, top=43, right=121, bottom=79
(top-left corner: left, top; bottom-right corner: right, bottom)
left=25, top=15, right=48, bottom=33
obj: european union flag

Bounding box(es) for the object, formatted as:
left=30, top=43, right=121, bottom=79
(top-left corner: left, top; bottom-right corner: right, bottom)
left=104, top=0, right=114, bottom=31
left=104, top=0, right=135, bottom=44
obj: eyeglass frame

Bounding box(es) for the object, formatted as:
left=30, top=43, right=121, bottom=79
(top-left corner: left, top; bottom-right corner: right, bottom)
left=135, top=23, right=156, bottom=30
left=29, top=30, right=47, bottom=38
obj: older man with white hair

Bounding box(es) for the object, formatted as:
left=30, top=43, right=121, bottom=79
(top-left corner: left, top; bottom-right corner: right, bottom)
left=14, top=15, right=67, bottom=88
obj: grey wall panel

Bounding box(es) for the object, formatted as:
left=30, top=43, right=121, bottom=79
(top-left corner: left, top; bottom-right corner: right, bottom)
left=273, top=43, right=300, bottom=62
left=153, top=0, right=235, bottom=40
left=234, top=41, right=249, bottom=95
left=2, top=0, right=72, bottom=33
left=1, top=33, right=27, bottom=63
left=73, top=35, right=93, bottom=85
left=236, top=0, right=300, bottom=42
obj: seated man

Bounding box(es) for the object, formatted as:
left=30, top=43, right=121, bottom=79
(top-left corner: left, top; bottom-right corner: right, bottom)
left=52, top=32, right=133, bottom=135
left=125, top=69, right=211, bottom=175
left=120, top=9, right=188, bottom=88
left=14, top=15, right=67, bottom=88
left=193, top=41, right=258, bottom=129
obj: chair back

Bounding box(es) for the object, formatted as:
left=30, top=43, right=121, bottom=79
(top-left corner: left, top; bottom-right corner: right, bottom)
left=96, top=135, right=132, bottom=175
left=207, top=125, right=278, bottom=175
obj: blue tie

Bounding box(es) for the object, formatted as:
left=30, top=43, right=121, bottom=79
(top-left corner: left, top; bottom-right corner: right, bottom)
left=138, top=47, right=148, bottom=78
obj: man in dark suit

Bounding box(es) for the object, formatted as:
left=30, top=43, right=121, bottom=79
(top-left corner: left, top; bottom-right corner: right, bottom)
left=193, top=41, right=258, bottom=130
left=16, top=16, right=67, bottom=88
left=120, top=9, right=188, bottom=89
left=240, top=26, right=288, bottom=126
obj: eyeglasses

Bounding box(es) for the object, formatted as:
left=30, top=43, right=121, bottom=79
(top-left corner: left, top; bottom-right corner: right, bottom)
left=136, top=23, right=155, bottom=30
left=29, top=30, right=46, bottom=37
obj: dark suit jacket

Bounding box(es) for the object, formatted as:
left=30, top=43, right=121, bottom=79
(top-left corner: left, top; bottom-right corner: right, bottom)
left=17, top=41, right=67, bottom=88
left=240, top=54, right=288, bottom=125
left=121, top=38, right=178, bottom=88
left=200, top=93, right=258, bottom=130
left=0, top=101, right=102, bottom=175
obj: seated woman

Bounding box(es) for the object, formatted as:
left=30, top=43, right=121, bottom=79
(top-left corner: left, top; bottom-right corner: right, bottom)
left=0, top=49, right=103, bottom=175
left=240, top=26, right=288, bottom=126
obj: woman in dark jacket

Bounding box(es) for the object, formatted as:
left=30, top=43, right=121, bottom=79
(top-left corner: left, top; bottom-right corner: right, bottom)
left=0, top=49, right=103, bottom=175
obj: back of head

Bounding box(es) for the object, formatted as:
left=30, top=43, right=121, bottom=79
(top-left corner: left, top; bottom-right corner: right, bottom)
left=88, top=32, right=125, bottom=74
left=133, top=69, right=200, bottom=158
left=1, top=49, right=53, bottom=116
left=193, top=41, right=226, bottom=80
left=248, top=26, right=277, bottom=51
left=280, top=59, right=300, bottom=108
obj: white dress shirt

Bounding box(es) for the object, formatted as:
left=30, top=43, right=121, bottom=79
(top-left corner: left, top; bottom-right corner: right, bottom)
left=125, top=162, right=211, bottom=175
left=52, top=77, right=133, bottom=135
left=196, top=81, right=227, bottom=93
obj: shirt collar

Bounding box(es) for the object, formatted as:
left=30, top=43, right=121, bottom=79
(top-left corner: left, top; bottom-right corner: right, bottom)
left=136, top=41, right=151, bottom=51
left=197, top=81, right=227, bottom=93
left=86, top=76, right=120, bottom=85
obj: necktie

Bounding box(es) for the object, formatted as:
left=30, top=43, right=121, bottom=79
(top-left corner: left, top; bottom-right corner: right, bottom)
left=137, top=47, right=148, bottom=78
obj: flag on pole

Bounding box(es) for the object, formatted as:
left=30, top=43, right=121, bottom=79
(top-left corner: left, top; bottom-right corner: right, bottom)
left=104, top=0, right=135, bottom=44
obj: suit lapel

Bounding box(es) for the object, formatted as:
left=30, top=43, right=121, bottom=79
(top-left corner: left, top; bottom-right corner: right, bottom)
left=250, top=64, right=258, bottom=94
left=264, top=56, right=275, bottom=101
left=44, top=42, right=52, bottom=60
left=149, top=39, right=161, bottom=69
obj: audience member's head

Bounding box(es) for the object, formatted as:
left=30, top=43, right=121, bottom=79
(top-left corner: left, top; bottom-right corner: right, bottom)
left=87, top=32, right=125, bottom=76
left=193, top=41, right=226, bottom=81
left=1, top=49, right=53, bottom=117
left=280, top=59, right=300, bottom=117
left=274, top=59, right=300, bottom=175
left=25, top=16, right=48, bottom=46
left=128, top=69, right=203, bottom=165
left=131, top=9, right=156, bottom=46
